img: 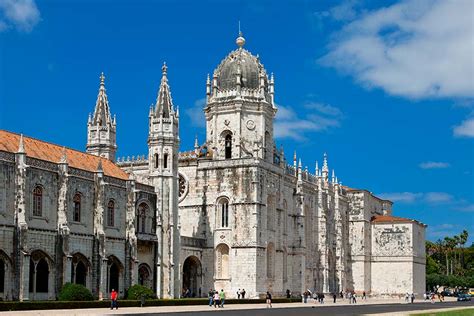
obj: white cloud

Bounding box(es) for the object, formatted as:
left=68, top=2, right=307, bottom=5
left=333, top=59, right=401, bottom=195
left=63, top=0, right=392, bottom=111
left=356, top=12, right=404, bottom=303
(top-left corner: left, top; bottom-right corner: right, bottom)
left=453, top=117, right=474, bottom=138
left=185, top=98, right=206, bottom=128
left=0, top=0, right=40, bottom=32
left=419, top=161, right=450, bottom=169
left=456, top=204, right=474, bottom=212
left=378, top=192, right=422, bottom=203
left=379, top=191, right=452, bottom=204
left=424, top=192, right=453, bottom=203
left=319, top=0, right=474, bottom=99
left=274, top=103, right=343, bottom=141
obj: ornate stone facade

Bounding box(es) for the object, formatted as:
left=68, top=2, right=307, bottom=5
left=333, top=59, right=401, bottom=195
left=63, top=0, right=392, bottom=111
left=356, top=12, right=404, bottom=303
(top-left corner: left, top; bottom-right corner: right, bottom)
left=0, top=33, right=425, bottom=301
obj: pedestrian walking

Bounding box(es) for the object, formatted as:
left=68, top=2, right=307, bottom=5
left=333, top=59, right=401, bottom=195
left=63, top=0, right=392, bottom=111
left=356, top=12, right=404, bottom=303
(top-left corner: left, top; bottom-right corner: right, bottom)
left=219, top=289, right=225, bottom=307
left=362, top=291, right=366, bottom=300
left=405, top=292, right=409, bottom=303
left=241, top=289, right=246, bottom=299
left=340, top=291, right=344, bottom=299
left=208, top=288, right=214, bottom=306
left=237, top=289, right=241, bottom=299
left=266, top=291, right=272, bottom=308
left=110, top=288, right=118, bottom=310
left=303, top=291, right=308, bottom=303
left=352, top=293, right=357, bottom=304
left=213, top=291, right=220, bottom=308
left=286, top=289, right=291, bottom=298
left=333, top=293, right=337, bottom=303
left=411, top=293, right=415, bottom=304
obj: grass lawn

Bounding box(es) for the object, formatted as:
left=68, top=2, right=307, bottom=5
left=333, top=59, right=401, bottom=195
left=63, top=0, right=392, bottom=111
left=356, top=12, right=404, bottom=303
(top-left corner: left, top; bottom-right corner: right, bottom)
left=413, top=308, right=474, bottom=316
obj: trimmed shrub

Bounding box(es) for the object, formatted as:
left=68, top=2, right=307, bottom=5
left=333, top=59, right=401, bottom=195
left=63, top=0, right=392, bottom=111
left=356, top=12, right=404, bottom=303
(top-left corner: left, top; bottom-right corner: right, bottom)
left=126, top=284, right=155, bottom=300
left=58, top=283, right=93, bottom=301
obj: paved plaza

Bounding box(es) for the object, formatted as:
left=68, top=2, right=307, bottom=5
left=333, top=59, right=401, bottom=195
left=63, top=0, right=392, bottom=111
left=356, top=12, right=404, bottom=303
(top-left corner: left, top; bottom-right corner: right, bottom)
left=2, top=298, right=473, bottom=316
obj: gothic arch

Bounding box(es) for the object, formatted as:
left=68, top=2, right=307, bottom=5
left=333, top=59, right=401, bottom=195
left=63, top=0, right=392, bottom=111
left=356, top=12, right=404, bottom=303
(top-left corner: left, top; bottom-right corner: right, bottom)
left=215, top=243, right=230, bottom=279
left=32, top=184, right=44, bottom=217
left=182, top=256, right=202, bottom=297
left=216, top=196, right=230, bottom=228
left=136, top=200, right=152, bottom=234
left=107, top=255, right=123, bottom=295
left=266, top=242, right=275, bottom=279
left=71, top=252, right=90, bottom=287
left=138, top=263, right=152, bottom=289
left=0, top=250, right=12, bottom=299
left=267, top=195, right=275, bottom=231
left=220, top=130, right=233, bottom=159
left=29, top=250, right=54, bottom=300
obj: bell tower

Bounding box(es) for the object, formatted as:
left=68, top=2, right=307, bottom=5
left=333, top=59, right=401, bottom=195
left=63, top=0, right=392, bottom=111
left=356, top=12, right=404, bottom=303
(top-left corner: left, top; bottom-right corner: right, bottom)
left=204, top=33, right=277, bottom=162
left=86, top=72, right=117, bottom=161
left=148, top=63, right=180, bottom=298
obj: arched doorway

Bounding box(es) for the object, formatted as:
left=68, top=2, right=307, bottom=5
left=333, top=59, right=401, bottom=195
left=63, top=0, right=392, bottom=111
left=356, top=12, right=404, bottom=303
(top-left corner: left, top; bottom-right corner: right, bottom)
left=29, top=250, right=52, bottom=300
left=71, top=253, right=90, bottom=287
left=107, top=256, right=122, bottom=294
left=138, top=264, right=152, bottom=289
left=182, top=256, right=202, bottom=297
left=0, top=258, right=4, bottom=293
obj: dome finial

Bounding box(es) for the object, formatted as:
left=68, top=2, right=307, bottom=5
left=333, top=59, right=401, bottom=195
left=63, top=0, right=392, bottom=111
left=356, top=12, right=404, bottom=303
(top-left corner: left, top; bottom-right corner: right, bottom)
left=236, top=21, right=245, bottom=48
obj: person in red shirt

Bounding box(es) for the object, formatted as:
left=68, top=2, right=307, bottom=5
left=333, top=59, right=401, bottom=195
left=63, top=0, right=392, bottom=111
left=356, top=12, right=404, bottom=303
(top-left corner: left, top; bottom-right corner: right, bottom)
left=110, top=289, right=118, bottom=310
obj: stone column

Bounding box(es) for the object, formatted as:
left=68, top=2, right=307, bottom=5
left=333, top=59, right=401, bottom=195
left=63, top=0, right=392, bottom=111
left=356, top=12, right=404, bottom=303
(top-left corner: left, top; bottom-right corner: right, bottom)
left=64, top=255, right=72, bottom=285
left=99, top=257, right=108, bottom=300
left=20, top=253, right=30, bottom=301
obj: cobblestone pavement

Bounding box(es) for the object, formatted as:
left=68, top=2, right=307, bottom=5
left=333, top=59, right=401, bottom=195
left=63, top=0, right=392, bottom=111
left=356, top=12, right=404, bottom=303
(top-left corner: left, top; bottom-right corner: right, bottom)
left=2, top=298, right=473, bottom=316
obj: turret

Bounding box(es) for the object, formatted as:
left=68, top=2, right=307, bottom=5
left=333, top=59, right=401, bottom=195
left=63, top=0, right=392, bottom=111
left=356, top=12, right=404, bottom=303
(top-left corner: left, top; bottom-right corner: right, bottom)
left=86, top=72, right=117, bottom=161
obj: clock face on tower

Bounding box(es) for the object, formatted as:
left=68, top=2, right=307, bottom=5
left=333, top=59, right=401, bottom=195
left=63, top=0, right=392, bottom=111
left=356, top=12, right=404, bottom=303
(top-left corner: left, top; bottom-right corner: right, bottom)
left=178, top=173, right=188, bottom=201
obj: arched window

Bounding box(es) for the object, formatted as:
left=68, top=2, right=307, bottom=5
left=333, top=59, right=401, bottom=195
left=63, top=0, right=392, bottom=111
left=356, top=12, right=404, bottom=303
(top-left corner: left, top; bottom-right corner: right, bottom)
left=154, top=153, right=159, bottom=169
left=218, top=198, right=229, bottom=228
left=138, top=264, right=152, bottom=288
left=225, top=134, right=232, bottom=159
left=33, top=186, right=43, bottom=217
left=29, top=251, right=50, bottom=295
left=163, top=153, right=168, bottom=169
left=267, top=242, right=275, bottom=279
left=136, top=203, right=149, bottom=233
left=215, top=243, right=229, bottom=279
left=107, top=200, right=115, bottom=227
left=73, top=193, right=81, bottom=222
left=0, top=258, right=4, bottom=293
left=267, top=195, right=274, bottom=231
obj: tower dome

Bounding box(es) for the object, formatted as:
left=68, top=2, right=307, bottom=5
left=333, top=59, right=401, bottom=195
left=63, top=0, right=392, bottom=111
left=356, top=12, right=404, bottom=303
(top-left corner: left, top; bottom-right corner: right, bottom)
left=210, top=33, right=272, bottom=103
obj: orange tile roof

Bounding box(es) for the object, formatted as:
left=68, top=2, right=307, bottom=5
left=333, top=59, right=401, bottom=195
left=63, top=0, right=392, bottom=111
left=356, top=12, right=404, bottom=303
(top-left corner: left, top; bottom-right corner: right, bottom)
left=371, top=215, right=425, bottom=226
left=0, top=130, right=129, bottom=180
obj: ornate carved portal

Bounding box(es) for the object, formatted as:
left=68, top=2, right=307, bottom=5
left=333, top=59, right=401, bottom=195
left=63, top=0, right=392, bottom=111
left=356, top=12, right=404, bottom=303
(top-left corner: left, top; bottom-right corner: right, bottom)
left=182, top=256, right=202, bottom=297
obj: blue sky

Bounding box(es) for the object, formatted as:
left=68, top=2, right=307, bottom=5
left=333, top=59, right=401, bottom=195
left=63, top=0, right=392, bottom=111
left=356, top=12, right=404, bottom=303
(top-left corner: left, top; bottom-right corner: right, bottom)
left=0, top=0, right=473, bottom=243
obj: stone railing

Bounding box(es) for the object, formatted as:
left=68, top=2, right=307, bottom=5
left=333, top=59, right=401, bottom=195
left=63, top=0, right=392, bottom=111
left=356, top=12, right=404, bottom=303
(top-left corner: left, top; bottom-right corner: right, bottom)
left=181, top=236, right=206, bottom=249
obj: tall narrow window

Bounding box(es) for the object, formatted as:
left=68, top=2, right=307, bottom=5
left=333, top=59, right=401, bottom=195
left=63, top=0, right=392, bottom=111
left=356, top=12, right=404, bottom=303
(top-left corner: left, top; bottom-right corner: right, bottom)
left=137, top=203, right=148, bottom=233
left=225, top=134, right=232, bottom=159
left=73, top=193, right=81, bottom=222
left=107, top=200, right=115, bottom=227
left=219, top=198, right=229, bottom=228
left=267, top=242, right=275, bottom=278
left=154, top=153, right=159, bottom=169
left=33, top=186, right=43, bottom=217
left=215, top=244, right=229, bottom=279
left=163, top=153, right=168, bottom=169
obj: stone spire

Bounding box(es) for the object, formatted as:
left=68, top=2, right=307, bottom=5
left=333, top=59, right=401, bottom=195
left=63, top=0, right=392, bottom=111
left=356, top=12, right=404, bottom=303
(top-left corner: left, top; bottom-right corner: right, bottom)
left=155, top=62, right=173, bottom=118
left=17, top=134, right=25, bottom=153
left=332, top=169, right=336, bottom=183
left=86, top=72, right=117, bottom=161
left=322, top=152, right=329, bottom=181
left=315, top=161, right=319, bottom=177
left=59, top=146, right=68, bottom=164
left=92, top=72, right=114, bottom=127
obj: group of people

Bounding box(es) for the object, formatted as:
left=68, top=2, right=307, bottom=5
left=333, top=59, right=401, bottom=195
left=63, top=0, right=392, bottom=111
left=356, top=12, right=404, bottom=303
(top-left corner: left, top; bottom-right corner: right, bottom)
left=405, top=292, right=416, bottom=304
left=208, top=289, right=226, bottom=308
left=235, top=288, right=247, bottom=299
